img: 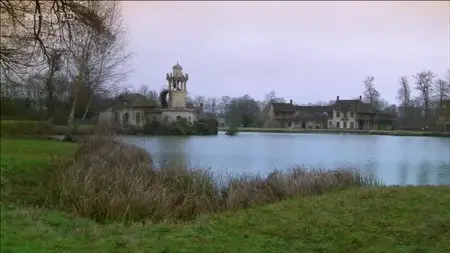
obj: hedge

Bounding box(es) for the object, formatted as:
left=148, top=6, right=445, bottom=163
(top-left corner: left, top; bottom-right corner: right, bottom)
left=0, top=121, right=95, bottom=136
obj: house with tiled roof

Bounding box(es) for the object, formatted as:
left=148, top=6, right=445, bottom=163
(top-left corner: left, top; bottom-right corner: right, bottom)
left=436, top=99, right=450, bottom=131
left=294, top=105, right=332, bottom=129
left=269, top=95, right=395, bottom=130
left=268, top=100, right=296, bottom=128
left=329, top=95, right=394, bottom=130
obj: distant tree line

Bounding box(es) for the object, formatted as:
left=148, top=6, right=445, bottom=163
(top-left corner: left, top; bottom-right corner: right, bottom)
left=135, top=70, right=449, bottom=130
left=3, top=69, right=449, bottom=131
left=1, top=1, right=132, bottom=134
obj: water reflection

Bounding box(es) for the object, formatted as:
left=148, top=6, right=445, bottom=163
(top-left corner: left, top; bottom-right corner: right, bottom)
left=155, top=137, right=189, bottom=168
left=436, top=162, right=450, bottom=185
left=123, top=133, right=450, bottom=186
left=398, top=162, right=408, bottom=185
left=417, top=161, right=432, bottom=185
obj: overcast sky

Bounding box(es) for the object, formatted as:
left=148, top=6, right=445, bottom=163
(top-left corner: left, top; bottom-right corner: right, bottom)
left=120, top=1, right=449, bottom=104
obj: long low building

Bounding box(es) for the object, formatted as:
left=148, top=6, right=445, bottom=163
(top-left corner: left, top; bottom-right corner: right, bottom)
left=268, top=96, right=395, bottom=130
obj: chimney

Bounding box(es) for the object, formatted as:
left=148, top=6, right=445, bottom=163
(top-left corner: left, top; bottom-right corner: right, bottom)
left=336, top=96, right=339, bottom=101
left=359, top=95, right=362, bottom=101
left=290, top=99, right=293, bottom=104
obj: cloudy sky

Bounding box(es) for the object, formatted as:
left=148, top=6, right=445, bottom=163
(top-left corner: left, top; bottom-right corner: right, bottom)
left=120, top=1, right=449, bottom=103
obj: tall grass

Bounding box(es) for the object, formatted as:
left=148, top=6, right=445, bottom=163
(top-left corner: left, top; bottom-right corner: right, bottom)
left=46, top=128, right=379, bottom=224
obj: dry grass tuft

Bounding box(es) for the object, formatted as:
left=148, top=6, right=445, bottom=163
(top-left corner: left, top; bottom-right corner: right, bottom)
left=48, top=129, right=378, bottom=223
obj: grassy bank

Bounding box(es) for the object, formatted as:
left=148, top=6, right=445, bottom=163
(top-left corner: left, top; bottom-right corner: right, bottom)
left=1, top=138, right=450, bottom=252
left=219, top=127, right=450, bottom=137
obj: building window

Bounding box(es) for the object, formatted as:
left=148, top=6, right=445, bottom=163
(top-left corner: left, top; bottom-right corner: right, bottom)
left=350, top=112, right=355, bottom=117
left=176, top=116, right=182, bottom=121
left=343, top=122, right=347, bottom=128
left=153, top=116, right=157, bottom=120
left=336, top=111, right=340, bottom=118
left=336, top=122, right=340, bottom=128
left=328, top=121, right=332, bottom=128
left=188, top=116, right=191, bottom=122
left=123, top=113, right=129, bottom=124
left=136, top=112, right=141, bottom=125
left=350, top=122, right=354, bottom=128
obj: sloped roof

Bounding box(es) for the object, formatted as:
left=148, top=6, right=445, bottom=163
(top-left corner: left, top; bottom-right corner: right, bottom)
left=294, top=105, right=332, bottom=121
left=272, top=102, right=295, bottom=111
left=295, top=105, right=332, bottom=113
left=112, top=93, right=158, bottom=110
left=334, top=99, right=360, bottom=111
left=356, top=103, right=375, bottom=114
left=334, top=98, right=374, bottom=113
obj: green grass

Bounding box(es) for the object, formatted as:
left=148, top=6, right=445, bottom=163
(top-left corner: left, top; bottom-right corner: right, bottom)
left=1, top=138, right=450, bottom=253
left=0, top=138, right=77, bottom=203
left=219, top=127, right=450, bottom=137
left=2, top=187, right=450, bottom=253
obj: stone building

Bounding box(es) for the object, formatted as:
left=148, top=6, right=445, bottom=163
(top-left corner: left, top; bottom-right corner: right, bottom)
left=295, top=105, right=332, bottom=129
left=329, top=96, right=394, bottom=130
left=269, top=96, right=394, bottom=130
left=268, top=100, right=331, bottom=129
left=99, top=63, right=201, bottom=127
left=436, top=99, right=450, bottom=131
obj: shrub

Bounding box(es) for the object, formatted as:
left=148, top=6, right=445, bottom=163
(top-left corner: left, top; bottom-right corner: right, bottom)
left=225, top=126, right=238, bottom=136
left=142, top=118, right=217, bottom=136
left=45, top=132, right=377, bottom=224
left=0, top=120, right=52, bottom=136
left=195, top=117, right=219, bottom=135
left=0, top=120, right=96, bottom=136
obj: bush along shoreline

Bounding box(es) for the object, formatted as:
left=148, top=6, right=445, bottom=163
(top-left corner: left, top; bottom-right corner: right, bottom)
left=218, top=127, right=450, bottom=137
left=2, top=132, right=378, bottom=224
left=139, top=117, right=219, bottom=136
left=0, top=118, right=219, bottom=137
left=3, top=133, right=450, bottom=253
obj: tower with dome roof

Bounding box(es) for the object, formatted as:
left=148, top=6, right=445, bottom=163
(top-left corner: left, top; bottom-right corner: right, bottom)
left=166, top=62, right=189, bottom=108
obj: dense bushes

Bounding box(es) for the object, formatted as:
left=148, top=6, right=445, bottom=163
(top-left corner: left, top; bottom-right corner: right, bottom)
left=142, top=118, right=219, bottom=136
left=0, top=121, right=52, bottom=136
left=0, top=99, right=46, bottom=121
left=33, top=132, right=378, bottom=224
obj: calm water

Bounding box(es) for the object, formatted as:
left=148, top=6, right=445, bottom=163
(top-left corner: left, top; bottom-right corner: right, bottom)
left=122, top=132, right=450, bottom=186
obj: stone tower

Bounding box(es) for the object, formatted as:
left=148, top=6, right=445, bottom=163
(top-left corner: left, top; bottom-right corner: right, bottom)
left=166, top=62, right=189, bottom=109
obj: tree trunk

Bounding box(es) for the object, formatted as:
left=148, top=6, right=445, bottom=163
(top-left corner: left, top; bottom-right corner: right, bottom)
left=67, top=92, right=78, bottom=139
left=81, top=92, right=94, bottom=121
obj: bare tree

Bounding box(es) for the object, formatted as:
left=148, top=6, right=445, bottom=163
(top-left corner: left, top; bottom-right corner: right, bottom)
left=434, top=78, right=450, bottom=128
left=44, top=49, right=64, bottom=121
left=396, top=76, right=411, bottom=118
left=193, top=95, right=206, bottom=108
left=138, top=84, right=159, bottom=103
left=204, top=97, right=218, bottom=116
left=0, top=1, right=113, bottom=84
left=58, top=1, right=130, bottom=135
left=362, top=76, right=381, bottom=109
left=413, top=71, right=435, bottom=121
left=218, top=96, right=231, bottom=118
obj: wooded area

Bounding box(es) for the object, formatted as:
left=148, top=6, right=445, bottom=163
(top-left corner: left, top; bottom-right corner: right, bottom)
left=1, top=1, right=449, bottom=130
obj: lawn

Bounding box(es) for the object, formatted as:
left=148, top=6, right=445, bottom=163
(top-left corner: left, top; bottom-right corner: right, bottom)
left=1, top=138, right=450, bottom=253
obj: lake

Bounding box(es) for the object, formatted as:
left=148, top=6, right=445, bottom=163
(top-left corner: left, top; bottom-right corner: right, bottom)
left=122, top=132, right=450, bottom=186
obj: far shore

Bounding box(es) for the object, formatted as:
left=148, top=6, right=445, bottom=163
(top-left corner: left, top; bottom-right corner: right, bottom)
left=218, top=127, right=450, bottom=137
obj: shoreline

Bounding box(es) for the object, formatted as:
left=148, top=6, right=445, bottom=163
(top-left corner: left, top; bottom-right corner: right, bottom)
left=218, top=127, right=450, bottom=137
